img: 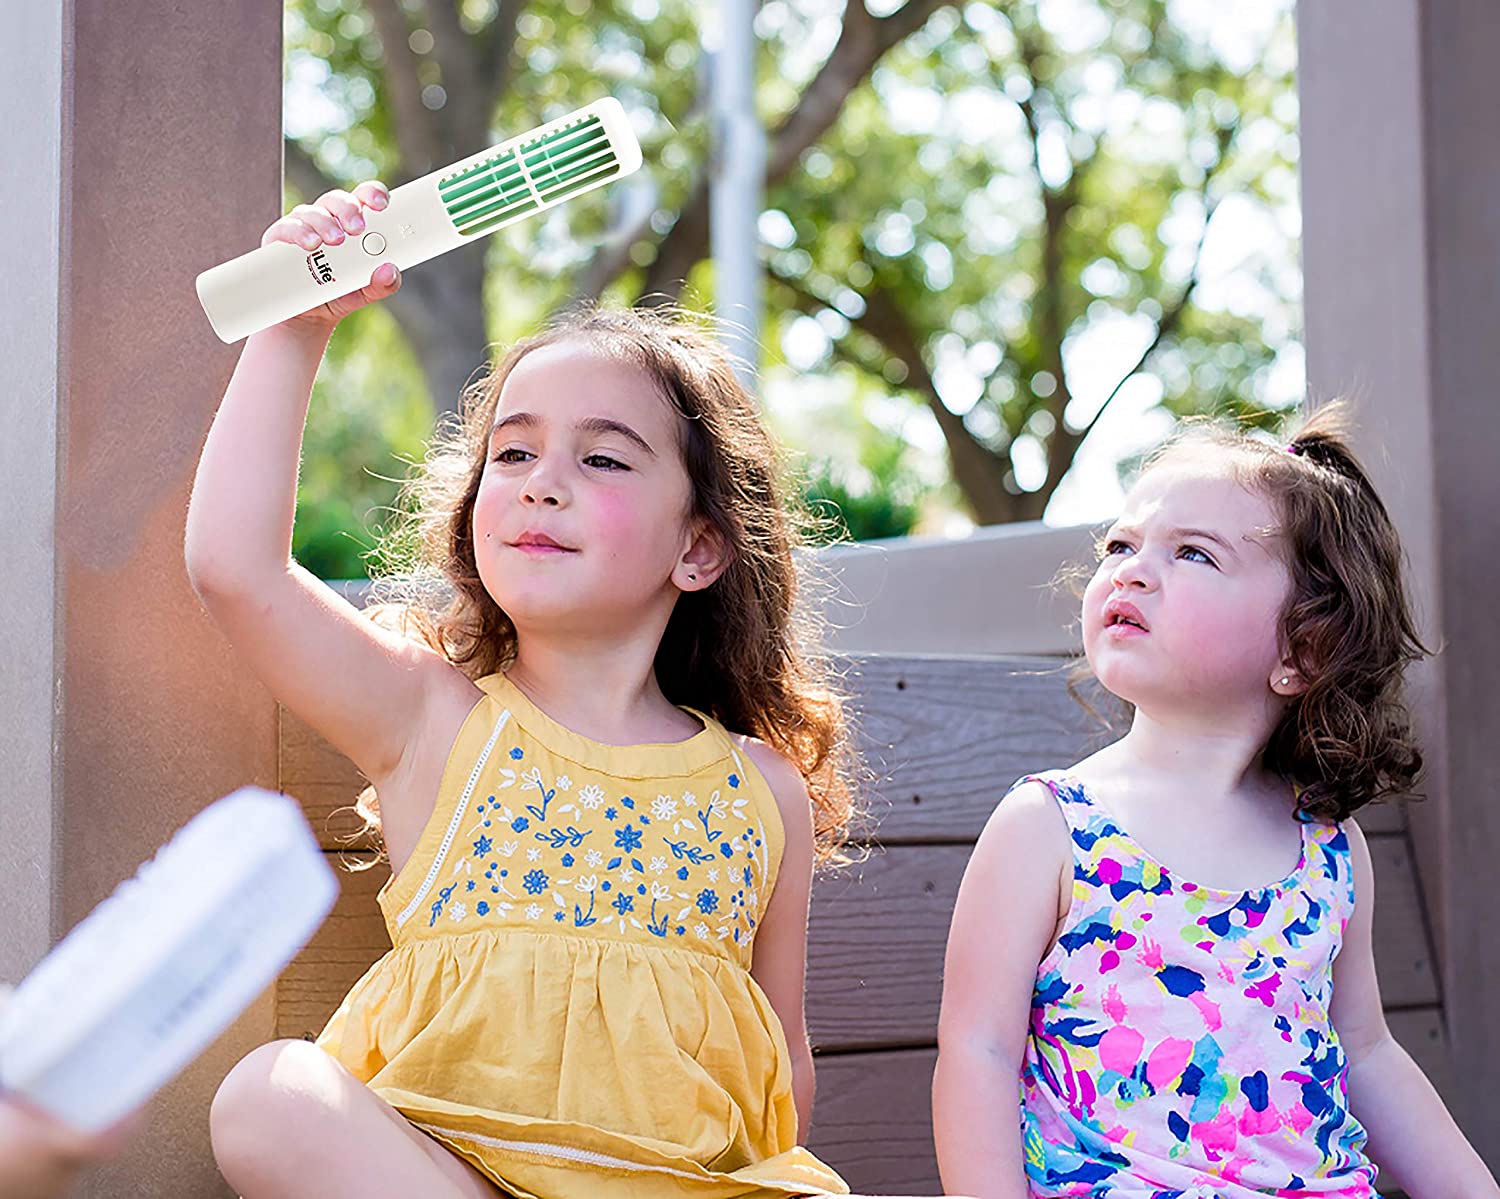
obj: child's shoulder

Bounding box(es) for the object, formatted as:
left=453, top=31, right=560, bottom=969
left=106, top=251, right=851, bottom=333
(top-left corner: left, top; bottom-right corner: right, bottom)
left=977, top=771, right=1074, bottom=860
left=731, top=735, right=808, bottom=816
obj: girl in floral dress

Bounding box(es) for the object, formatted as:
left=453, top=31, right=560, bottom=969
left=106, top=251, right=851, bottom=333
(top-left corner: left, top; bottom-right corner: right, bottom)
left=187, top=181, right=860, bottom=1199
left=934, top=408, right=1497, bottom=1197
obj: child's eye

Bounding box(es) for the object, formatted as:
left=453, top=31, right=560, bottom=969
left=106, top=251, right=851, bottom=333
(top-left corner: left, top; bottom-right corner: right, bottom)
left=1100, top=539, right=1133, bottom=558
left=583, top=454, right=628, bottom=471
left=491, top=447, right=533, bottom=464
left=1178, top=545, right=1216, bottom=566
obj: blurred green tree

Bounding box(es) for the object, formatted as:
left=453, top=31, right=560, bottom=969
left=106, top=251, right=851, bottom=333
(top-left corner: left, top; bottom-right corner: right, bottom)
left=283, top=0, right=1297, bottom=571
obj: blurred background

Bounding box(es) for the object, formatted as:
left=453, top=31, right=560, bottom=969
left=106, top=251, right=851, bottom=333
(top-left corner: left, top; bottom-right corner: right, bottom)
left=281, top=0, right=1301, bottom=578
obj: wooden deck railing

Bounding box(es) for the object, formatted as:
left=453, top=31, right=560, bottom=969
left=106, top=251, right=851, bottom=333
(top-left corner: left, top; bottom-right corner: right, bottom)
left=277, top=652, right=1445, bottom=1192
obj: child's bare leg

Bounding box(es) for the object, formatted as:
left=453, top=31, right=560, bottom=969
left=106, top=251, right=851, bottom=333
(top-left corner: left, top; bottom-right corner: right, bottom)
left=210, top=1039, right=503, bottom=1199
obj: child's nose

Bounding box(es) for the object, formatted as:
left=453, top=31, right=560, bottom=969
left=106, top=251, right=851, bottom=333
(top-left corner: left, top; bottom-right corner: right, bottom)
left=521, top=483, right=562, bottom=506
left=1111, top=554, right=1154, bottom=589
left=520, top=462, right=568, bottom=507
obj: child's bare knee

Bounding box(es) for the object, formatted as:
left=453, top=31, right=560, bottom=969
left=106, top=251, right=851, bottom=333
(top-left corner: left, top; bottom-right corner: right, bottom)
left=211, top=1039, right=337, bottom=1177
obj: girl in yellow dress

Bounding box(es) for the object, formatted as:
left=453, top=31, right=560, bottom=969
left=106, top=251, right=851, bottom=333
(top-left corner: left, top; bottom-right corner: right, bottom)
left=187, top=179, right=857, bottom=1198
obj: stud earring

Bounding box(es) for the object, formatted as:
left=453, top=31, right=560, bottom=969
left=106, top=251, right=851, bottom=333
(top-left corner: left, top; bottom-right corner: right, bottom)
left=688, top=573, right=697, bottom=581
left=1279, top=677, right=1289, bottom=687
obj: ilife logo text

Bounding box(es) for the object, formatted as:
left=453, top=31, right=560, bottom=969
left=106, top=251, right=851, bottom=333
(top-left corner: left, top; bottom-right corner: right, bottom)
left=307, top=249, right=335, bottom=285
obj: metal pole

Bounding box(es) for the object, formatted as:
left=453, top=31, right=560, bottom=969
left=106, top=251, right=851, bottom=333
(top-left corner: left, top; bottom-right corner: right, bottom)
left=708, top=0, right=765, bottom=393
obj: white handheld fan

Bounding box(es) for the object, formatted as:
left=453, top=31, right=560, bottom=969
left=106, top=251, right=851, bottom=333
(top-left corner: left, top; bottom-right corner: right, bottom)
left=196, top=97, right=642, bottom=342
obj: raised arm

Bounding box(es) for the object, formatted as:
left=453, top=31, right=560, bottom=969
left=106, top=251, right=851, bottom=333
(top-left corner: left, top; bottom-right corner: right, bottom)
left=933, top=781, right=1069, bottom=1199
left=185, top=184, right=458, bottom=803
left=1330, top=819, right=1498, bottom=1197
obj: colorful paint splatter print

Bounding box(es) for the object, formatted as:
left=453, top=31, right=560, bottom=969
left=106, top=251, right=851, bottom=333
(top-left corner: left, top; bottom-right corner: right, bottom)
left=1013, top=773, right=1378, bottom=1197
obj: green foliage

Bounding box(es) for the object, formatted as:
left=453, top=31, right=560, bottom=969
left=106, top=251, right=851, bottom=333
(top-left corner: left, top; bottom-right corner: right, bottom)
left=765, top=364, right=943, bottom=543
left=761, top=0, right=1299, bottom=521
left=293, top=300, right=432, bottom=579
left=283, top=0, right=1299, bottom=575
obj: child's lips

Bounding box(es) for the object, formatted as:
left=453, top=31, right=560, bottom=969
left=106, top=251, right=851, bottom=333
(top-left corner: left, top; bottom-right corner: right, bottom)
left=510, top=543, right=576, bottom=556
left=508, top=533, right=577, bottom=556
left=1102, top=600, right=1149, bottom=636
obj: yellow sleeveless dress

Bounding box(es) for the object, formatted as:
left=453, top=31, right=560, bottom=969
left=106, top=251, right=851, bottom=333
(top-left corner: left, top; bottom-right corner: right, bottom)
left=316, top=673, right=849, bottom=1198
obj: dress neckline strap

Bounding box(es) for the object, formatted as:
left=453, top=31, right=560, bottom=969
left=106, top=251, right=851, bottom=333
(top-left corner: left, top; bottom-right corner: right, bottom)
left=1025, top=771, right=1318, bottom=899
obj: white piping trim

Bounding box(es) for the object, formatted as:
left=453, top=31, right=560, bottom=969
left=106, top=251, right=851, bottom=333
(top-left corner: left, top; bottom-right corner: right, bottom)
left=415, top=1124, right=833, bottom=1191
left=395, top=709, right=512, bottom=928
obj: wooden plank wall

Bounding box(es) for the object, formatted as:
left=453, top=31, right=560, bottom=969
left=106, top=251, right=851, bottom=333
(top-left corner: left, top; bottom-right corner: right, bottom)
left=277, top=654, right=1447, bottom=1194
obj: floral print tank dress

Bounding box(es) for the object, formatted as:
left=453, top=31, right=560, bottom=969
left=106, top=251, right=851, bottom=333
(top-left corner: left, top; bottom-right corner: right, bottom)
left=1013, top=773, right=1378, bottom=1197
left=316, top=673, right=848, bottom=1199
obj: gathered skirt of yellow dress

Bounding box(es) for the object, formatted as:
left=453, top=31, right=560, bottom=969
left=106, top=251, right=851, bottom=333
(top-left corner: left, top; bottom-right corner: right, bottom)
left=316, top=673, right=850, bottom=1198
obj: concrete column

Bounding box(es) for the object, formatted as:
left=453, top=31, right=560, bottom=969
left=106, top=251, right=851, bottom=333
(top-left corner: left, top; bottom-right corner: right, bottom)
left=1300, top=0, right=1500, bottom=1161
left=1, top=1, right=65, bottom=988
left=1, top=3, right=285, bottom=1192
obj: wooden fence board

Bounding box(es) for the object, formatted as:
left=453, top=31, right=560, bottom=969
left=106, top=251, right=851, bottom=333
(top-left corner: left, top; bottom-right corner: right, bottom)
left=281, top=655, right=1409, bottom=851
left=809, top=1049, right=940, bottom=1195
left=274, top=649, right=1442, bottom=1194
left=1366, top=833, right=1439, bottom=1009
left=279, top=834, right=1436, bottom=1047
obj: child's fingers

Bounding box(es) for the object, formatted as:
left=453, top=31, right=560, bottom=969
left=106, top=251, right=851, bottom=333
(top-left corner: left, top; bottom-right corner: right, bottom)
left=352, top=180, right=390, bottom=212
left=264, top=214, right=334, bottom=251
left=259, top=182, right=387, bottom=250
left=259, top=209, right=337, bottom=251
left=288, top=202, right=348, bottom=246
left=369, top=262, right=400, bottom=292
left=313, top=189, right=368, bottom=237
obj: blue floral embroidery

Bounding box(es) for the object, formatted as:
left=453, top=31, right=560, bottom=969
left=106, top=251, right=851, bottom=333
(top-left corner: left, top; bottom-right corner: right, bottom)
left=429, top=882, right=458, bottom=927
left=523, top=771, right=557, bottom=823
left=438, top=736, right=774, bottom=956
left=664, top=838, right=715, bottom=865
left=537, top=825, right=589, bottom=849
left=698, top=806, right=723, bottom=842
left=574, top=894, right=596, bottom=927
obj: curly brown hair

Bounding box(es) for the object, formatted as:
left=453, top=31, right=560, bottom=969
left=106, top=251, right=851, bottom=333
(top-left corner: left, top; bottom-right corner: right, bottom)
left=359, top=305, right=859, bottom=862
left=1140, top=402, right=1430, bottom=822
